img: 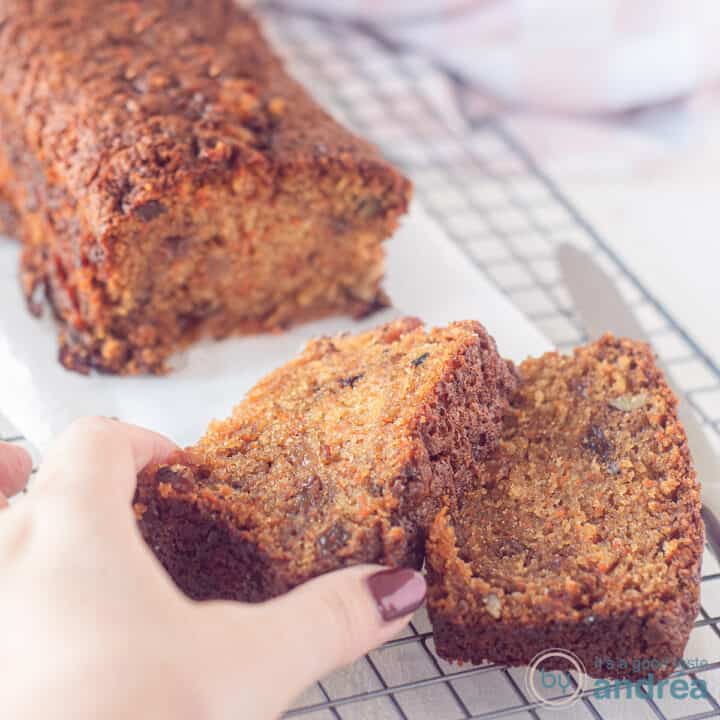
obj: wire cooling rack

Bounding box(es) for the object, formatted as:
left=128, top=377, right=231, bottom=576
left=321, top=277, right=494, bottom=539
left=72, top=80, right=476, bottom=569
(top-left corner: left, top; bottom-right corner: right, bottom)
left=256, top=4, right=720, bottom=720
left=2, top=3, right=720, bottom=719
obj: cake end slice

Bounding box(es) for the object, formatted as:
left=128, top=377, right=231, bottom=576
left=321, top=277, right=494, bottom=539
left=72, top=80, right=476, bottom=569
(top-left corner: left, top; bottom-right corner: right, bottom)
left=427, top=335, right=703, bottom=680
left=135, top=317, right=516, bottom=601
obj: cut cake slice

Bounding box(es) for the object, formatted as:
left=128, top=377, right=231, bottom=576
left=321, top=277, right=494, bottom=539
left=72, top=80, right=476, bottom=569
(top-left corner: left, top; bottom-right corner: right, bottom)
left=135, top=317, right=516, bottom=601
left=427, top=335, right=703, bottom=680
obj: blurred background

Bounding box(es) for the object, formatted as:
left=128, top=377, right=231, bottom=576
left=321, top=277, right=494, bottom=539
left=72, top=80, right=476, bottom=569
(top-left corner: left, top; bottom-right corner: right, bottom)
left=267, top=0, right=720, bottom=367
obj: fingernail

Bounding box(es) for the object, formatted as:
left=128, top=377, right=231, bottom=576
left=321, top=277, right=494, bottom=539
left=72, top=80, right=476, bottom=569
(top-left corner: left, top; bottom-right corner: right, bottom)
left=367, top=568, right=426, bottom=622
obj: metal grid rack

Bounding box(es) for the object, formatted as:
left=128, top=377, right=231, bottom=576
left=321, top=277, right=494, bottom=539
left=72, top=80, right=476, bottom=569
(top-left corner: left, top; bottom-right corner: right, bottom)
left=256, top=3, right=720, bottom=719
left=2, top=3, right=720, bottom=719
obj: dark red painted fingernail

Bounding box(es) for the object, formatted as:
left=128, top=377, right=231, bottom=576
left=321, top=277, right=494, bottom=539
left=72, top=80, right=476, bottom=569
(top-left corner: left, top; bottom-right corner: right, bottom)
left=367, top=568, right=426, bottom=622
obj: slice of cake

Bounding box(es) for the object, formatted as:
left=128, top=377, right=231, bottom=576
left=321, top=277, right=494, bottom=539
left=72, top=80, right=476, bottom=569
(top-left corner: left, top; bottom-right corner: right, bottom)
left=0, top=0, right=411, bottom=374
left=135, top=318, right=516, bottom=602
left=427, top=335, right=703, bottom=680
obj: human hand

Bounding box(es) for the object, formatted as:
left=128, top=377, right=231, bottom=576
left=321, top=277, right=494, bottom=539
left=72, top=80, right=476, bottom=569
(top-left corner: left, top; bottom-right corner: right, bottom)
left=0, top=438, right=32, bottom=507
left=1, top=417, right=426, bottom=720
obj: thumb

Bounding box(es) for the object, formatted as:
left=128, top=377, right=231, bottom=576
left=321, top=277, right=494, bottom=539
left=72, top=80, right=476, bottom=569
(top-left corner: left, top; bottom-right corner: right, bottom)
left=264, top=565, right=427, bottom=675
left=200, top=565, right=426, bottom=718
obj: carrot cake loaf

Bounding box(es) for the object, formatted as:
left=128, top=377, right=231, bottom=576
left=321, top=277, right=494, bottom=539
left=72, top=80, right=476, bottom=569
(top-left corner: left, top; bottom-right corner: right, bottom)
left=0, top=0, right=411, bottom=374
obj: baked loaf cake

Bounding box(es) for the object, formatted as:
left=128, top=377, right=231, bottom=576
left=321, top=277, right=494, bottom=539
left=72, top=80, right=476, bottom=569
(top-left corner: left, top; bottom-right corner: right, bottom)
left=0, top=0, right=411, bottom=374
left=135, top=318, right=516, bottom=601
left=0, top=195, right=17, bottom=238
left=427, top=335, right=703, bottom=680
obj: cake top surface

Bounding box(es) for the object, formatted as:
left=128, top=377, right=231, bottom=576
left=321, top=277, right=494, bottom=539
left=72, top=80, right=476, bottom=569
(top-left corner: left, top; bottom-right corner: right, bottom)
left=143, top=318, right=503, bottom=563
left=431, top=335, right=703, bottom=624
left=0, top=0, right=402, bottom=228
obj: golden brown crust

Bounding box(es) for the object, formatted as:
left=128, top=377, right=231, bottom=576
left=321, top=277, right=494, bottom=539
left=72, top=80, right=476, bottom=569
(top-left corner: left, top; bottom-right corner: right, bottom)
left=426, top=335, right=704, bottom=680
left=0, top=0, right=411, bottom=374
left=135, top=318, right=516, bottom=601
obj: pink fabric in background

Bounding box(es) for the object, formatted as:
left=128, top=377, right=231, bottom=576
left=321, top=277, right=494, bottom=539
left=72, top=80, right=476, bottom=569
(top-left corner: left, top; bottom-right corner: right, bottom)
left=281, top=0, right=720, bottom=113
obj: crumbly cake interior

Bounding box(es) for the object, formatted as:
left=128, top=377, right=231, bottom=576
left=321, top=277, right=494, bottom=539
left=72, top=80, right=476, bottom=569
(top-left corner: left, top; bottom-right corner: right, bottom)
left=0, top=194, right=16, bottom=238
left=188, top=319, right=503, bottom=564
left=136, top=317, right=517, bottom=600
left=46, top=165, right=400, bottom=374
left=450, top=337, right=701, bottom=622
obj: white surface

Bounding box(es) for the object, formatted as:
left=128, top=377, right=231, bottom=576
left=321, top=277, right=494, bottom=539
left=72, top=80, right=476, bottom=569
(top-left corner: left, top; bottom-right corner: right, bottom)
left=0, top=202, right=550, bottom=452
left=505, top=91, right=720, bottom=368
